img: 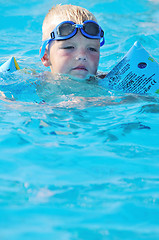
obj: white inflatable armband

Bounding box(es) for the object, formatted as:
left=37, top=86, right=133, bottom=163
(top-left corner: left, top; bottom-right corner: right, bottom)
left=0, top=57, right=20, bottom=73
left=101, top=41, right=159, bottom=94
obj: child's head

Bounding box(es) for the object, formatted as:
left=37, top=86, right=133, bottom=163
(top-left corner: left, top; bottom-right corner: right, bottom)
left=40, top=4, right=105, bottom=79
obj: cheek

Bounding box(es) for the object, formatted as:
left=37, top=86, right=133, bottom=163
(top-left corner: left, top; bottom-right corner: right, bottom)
left=49, top=49, right=73, bottom=73
left=89, top=53, right=100, bottom=67
left=57, top=54, right=73, bottom=71
left=87, top=53, right=100, bottom=75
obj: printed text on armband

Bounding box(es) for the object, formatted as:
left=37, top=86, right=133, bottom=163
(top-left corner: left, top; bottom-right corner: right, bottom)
left=117, top=71, right=156, bottom=93
left=107, top=57, right=129, bottom=79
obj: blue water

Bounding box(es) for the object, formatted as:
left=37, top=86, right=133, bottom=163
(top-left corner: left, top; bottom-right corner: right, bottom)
left=0, top=0, right=159, bottom=239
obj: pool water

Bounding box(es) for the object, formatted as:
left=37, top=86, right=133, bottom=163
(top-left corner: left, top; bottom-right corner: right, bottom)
left=0, top=0, right=159, bottom=239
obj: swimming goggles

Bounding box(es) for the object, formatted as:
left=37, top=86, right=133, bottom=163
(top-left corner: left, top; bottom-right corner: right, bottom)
left=40, top=20, right=105, bottom=59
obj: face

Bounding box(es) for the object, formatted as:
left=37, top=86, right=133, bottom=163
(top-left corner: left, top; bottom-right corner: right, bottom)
left=48, top=31, right=100, bottom=79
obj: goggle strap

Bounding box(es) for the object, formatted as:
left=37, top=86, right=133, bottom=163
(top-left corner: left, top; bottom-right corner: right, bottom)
left=100, top=37, right=105, bottom=47
left=51, top=32, right=55, bottom=39
left=40, top=39, right=50, bottom=59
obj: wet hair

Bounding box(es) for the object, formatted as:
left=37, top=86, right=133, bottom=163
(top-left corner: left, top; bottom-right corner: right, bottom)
left=42, top=4, right=97, bottom=40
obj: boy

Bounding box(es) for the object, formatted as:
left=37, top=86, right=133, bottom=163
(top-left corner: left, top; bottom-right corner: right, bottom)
left=40, top=4, right=105, bottom=80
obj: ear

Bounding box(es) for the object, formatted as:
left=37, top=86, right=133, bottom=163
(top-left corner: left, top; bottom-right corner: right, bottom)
left=40, top=47, right=51, bottom=67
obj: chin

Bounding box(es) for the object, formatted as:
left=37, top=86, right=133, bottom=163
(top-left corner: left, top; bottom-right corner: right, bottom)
left=71, top=74, right=90, bottom=81
left=72, top=71, right=95, bottom=80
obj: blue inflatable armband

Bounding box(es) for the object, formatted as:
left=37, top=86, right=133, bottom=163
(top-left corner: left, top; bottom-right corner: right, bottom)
left=0, top=57, right=20, bottom=73
left=101, top=41, right=159, bottom=95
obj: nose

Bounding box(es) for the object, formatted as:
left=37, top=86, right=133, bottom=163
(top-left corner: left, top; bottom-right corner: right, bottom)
left=75, top=49, right=87, bottom=61
left=75, top=56, right=87, bottom=61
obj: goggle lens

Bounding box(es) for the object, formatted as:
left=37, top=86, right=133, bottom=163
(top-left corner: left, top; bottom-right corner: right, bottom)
left=57, top=23, right=75, bottom=36
left=83, top=22, right=100, bottom=36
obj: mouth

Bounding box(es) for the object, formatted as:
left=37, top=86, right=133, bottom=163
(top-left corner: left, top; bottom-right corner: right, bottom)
left=72, top=66, right=88, bottom=72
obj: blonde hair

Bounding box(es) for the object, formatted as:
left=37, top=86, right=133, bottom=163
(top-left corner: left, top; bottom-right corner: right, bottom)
left=42, top=4, right=97, bottom=40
